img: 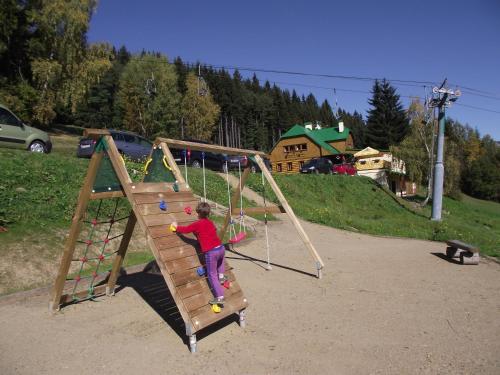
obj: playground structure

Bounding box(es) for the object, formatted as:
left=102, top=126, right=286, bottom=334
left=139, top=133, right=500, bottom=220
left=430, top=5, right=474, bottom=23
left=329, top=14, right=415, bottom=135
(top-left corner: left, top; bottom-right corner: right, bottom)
left=49, top=129, right=324, bottom=352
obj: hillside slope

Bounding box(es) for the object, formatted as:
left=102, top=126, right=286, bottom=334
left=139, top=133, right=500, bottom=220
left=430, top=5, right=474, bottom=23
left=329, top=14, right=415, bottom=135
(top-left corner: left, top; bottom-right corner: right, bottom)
left=245, top=173, right=499, bottom=257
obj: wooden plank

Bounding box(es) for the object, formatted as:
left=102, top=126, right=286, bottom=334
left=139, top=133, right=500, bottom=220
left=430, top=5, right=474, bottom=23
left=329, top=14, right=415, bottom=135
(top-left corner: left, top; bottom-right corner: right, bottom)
left=159, top=142, right=186, bottom=184
left=185, top=279, right=242, bottom=313
left=148, top=224, right=197, bottom=239
left=164, top=255, right=201, bottom=274
left=134, top=192, right=194, bottom=204
left=172, top=268, right=201, bottom=287
left=154, top=235, right=199, bottom=250
left=143, top=212, right=195, bottom=227
left=255, top=154, right=325, bottom=269
left=90, top=190, right=125, bottom=200
left=84, top=128, right=110, bottom=137
left=128, top=182, right=190, bottom=194
left=106, top=212, right=137, bottom=294
left=49, top=151, right=104, bottom=311
left=157, top=137, right=267, bottom=157
left=189, top=291, right=248, bottom=331
left=159, top=245, right=197, bottom=262
left=171, top=263, right=234, bottom=287
left=177, top=279, right=209, bottom=299
left=232, top=206, right=284, bottom=215
left=59, top=284, right=108, bottom=305
left=137, top=200, right=199, bottom=216
left=219, top=165, right=251, bottom=239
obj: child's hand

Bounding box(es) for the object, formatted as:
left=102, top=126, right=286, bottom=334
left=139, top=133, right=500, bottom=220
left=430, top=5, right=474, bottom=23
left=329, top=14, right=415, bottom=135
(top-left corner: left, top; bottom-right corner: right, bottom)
left=169, top=221, right=178, bottom=232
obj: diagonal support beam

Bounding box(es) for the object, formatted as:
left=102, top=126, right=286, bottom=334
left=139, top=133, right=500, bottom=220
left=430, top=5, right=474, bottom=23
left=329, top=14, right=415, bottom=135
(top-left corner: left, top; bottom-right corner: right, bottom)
left=254, top=155, right=324, bottom=278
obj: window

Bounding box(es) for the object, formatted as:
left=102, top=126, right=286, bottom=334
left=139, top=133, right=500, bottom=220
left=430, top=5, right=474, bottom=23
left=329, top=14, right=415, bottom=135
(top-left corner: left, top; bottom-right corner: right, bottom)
left=277, top=163, right=282, bottom=172
left=284, top=143, right=307, bottom=153
left=123, top=134, right=135, bottom=143
left=111, top=132, right=124, bottom=142
left=360, top=160, right=366, bottom=165
left=0, top=108, right=21, bottom=126
left=287, top=162, right=293, bottom=171
left=299, top=161, right=305, bottom=168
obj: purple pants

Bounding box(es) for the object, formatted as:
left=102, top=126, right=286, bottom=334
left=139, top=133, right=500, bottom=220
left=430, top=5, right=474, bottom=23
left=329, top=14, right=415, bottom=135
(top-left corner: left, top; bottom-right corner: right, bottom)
left=205, top=245, right=225, bottom=298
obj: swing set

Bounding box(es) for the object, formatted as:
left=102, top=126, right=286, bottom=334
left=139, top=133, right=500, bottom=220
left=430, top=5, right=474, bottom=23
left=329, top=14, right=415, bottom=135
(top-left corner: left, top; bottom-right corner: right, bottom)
left=49, top=130, right=324, bottom=352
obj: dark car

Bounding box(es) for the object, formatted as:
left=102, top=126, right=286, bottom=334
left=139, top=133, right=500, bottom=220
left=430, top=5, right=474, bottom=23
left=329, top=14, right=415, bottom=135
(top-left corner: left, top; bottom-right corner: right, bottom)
left=332, top=163, right=357, bottom=176
left=77, top=130, right=153, bottom=161
left=300, top=157, right=333, bottom=174
left=170, top=139, right=228, bottom=172
left=226, top=155, right=271, bottom=173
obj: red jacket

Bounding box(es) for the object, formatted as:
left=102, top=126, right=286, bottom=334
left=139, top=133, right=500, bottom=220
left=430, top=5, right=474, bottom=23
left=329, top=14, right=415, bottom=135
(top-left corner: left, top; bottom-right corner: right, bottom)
left=175, top=218, right=222, bottom=253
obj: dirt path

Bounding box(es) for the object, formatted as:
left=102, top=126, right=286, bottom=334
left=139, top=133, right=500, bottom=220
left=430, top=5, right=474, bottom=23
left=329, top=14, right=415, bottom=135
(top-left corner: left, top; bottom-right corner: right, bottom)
left=1, top=219, right=499, bottom=374
left=218, top=172, right=277, bottom=207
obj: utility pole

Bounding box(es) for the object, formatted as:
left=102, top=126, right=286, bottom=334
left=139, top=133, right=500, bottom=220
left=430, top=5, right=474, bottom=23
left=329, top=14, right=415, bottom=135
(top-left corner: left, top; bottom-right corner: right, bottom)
left=429, top=79, right=461, bottom=221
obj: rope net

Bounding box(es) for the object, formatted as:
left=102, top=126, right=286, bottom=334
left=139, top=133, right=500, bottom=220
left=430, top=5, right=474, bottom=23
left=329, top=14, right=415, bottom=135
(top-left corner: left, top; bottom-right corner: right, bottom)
left=65, top=197, right=131, bottom=303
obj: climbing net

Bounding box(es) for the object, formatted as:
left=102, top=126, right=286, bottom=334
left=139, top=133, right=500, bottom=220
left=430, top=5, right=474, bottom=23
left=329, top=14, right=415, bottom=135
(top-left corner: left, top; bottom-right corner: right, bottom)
left=67, top=198, right=130, bottom=303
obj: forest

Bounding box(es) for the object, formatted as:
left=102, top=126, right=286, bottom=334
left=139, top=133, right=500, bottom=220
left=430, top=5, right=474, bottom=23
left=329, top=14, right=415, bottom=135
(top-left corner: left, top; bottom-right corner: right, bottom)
left=0, top=1, right=498, bottom=202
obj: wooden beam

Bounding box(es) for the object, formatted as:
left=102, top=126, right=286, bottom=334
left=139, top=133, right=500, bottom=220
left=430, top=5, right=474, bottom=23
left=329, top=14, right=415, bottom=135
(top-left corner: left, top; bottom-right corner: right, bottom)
left=90, top=190, right=125, bottom=200
left=232, top=206, right=284, bottom=215
left=157, top=137, right=267, bottom=157
left=106, top=212, right=137, bottom=295
left=159, top=142, right=186, bottom=184
left=218, top=165, right=251, bottom=239
left=254, top=155, right=325, bottom=276
left=49, top=151, right=104, bottom=311
left=60, top=284, right=108, bottom=305
left=83, top=128, right=111, bottom=138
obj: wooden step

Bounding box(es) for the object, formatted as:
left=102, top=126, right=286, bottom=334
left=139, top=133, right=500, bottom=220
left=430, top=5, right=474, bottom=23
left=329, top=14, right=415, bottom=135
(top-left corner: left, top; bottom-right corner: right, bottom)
left=136, top=200, right=199, bottom=216
left=143, top=212, right=195, bottom=227
left=189, top=290, right=248, bottom=331
left=129, top=182, right=190, bottom=194
left=134, top=192, right=194, bottom=204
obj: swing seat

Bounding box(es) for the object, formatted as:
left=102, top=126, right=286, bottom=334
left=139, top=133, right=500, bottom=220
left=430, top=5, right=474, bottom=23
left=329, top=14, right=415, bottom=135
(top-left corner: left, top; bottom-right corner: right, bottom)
left=229, top=232, right=246, bottom=244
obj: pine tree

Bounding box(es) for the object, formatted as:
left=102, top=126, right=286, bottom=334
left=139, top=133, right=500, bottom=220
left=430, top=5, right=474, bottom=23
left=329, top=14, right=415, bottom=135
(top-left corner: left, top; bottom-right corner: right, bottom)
left=365, top=79, right=408, bottom=149
left=319, top=100, right=335, bottom=126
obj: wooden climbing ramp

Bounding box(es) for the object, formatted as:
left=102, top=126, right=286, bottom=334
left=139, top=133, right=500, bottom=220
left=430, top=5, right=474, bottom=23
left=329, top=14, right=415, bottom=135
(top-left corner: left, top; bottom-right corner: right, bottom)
left=50, top=129, right=323, bottom=352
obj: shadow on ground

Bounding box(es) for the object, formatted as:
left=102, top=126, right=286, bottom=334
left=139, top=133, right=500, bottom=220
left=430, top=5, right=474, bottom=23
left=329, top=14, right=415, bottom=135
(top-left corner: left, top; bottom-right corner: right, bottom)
left=114, top=262, right=239, bottom=350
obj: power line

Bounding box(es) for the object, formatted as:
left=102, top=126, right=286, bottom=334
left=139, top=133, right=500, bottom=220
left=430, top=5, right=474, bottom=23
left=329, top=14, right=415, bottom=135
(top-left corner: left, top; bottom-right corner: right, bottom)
left=129, top=56, right=500, bottom=101
left=455, top=103, right=500, bottom=114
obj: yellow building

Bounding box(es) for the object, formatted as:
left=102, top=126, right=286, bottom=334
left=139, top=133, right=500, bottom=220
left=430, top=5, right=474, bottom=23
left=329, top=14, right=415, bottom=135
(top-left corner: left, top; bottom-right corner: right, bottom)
left=354, top=147, right=415, bottom=196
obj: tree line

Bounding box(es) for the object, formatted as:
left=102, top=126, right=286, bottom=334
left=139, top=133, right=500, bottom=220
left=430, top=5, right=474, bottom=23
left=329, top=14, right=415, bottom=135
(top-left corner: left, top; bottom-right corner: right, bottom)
left=0, top=1, right=498, bottom=202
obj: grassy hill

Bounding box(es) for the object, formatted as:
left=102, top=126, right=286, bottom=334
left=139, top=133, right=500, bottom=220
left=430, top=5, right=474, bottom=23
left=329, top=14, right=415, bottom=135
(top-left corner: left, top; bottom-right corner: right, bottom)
left=0, top=135, right=498, bottom=294
left=245, top=173, right=499, bottom=258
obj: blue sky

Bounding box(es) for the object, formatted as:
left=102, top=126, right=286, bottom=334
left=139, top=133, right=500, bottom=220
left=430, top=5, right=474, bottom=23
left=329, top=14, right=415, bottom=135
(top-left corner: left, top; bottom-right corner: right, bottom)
left=88, top=0, right=500, bottom=139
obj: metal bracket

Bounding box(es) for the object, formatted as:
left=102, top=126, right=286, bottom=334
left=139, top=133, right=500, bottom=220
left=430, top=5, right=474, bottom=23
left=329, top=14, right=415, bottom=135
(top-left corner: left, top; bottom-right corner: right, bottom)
left=316, top=262, right=323, bottom=279
left=239, top=309, right=247, bottom=328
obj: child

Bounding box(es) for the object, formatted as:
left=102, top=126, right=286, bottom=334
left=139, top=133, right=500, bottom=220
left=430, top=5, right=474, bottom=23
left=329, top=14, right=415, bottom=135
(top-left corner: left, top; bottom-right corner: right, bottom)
left=171, top=202, right=227, bottom=306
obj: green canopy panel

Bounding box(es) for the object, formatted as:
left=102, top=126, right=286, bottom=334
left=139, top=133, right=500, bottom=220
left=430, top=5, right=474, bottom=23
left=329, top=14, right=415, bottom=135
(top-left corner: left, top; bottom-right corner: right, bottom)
left=143, top=147, right=176, bottom=183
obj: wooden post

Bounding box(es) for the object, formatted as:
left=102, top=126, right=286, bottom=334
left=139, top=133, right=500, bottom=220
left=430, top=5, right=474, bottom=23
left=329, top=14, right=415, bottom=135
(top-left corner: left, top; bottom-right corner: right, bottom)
left=254, top=155, right=325, bottom=277
left=49, top=151, right=104, bottom=311
left=218, top=165, right=251, bottom=240
left=159, top=141, right=186, bottom=184
left=106, top=212, right=137, bottom=295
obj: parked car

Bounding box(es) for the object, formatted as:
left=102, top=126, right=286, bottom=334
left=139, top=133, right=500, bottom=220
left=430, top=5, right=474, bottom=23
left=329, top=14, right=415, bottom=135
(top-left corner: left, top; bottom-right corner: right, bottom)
left=332, top=163, right=357, bottom=176
left=0, top=104, right=52, bottom=153
left=77, top=130, right=152, bottom=161
left=300, top=157, right=333, bottom=174
left=226, top=155, right=271, bottom=173
left=170, top=139, right=228, bottom=172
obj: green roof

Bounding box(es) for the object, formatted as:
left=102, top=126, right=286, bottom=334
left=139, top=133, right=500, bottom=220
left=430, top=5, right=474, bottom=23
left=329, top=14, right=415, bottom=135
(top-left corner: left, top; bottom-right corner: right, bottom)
left=279, top=124, right=350, bottom=155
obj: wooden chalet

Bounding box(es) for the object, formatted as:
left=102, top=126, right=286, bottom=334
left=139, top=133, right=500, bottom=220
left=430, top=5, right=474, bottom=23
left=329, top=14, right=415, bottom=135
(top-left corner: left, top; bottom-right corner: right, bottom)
left=270, top=123, right=354, bottom=174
